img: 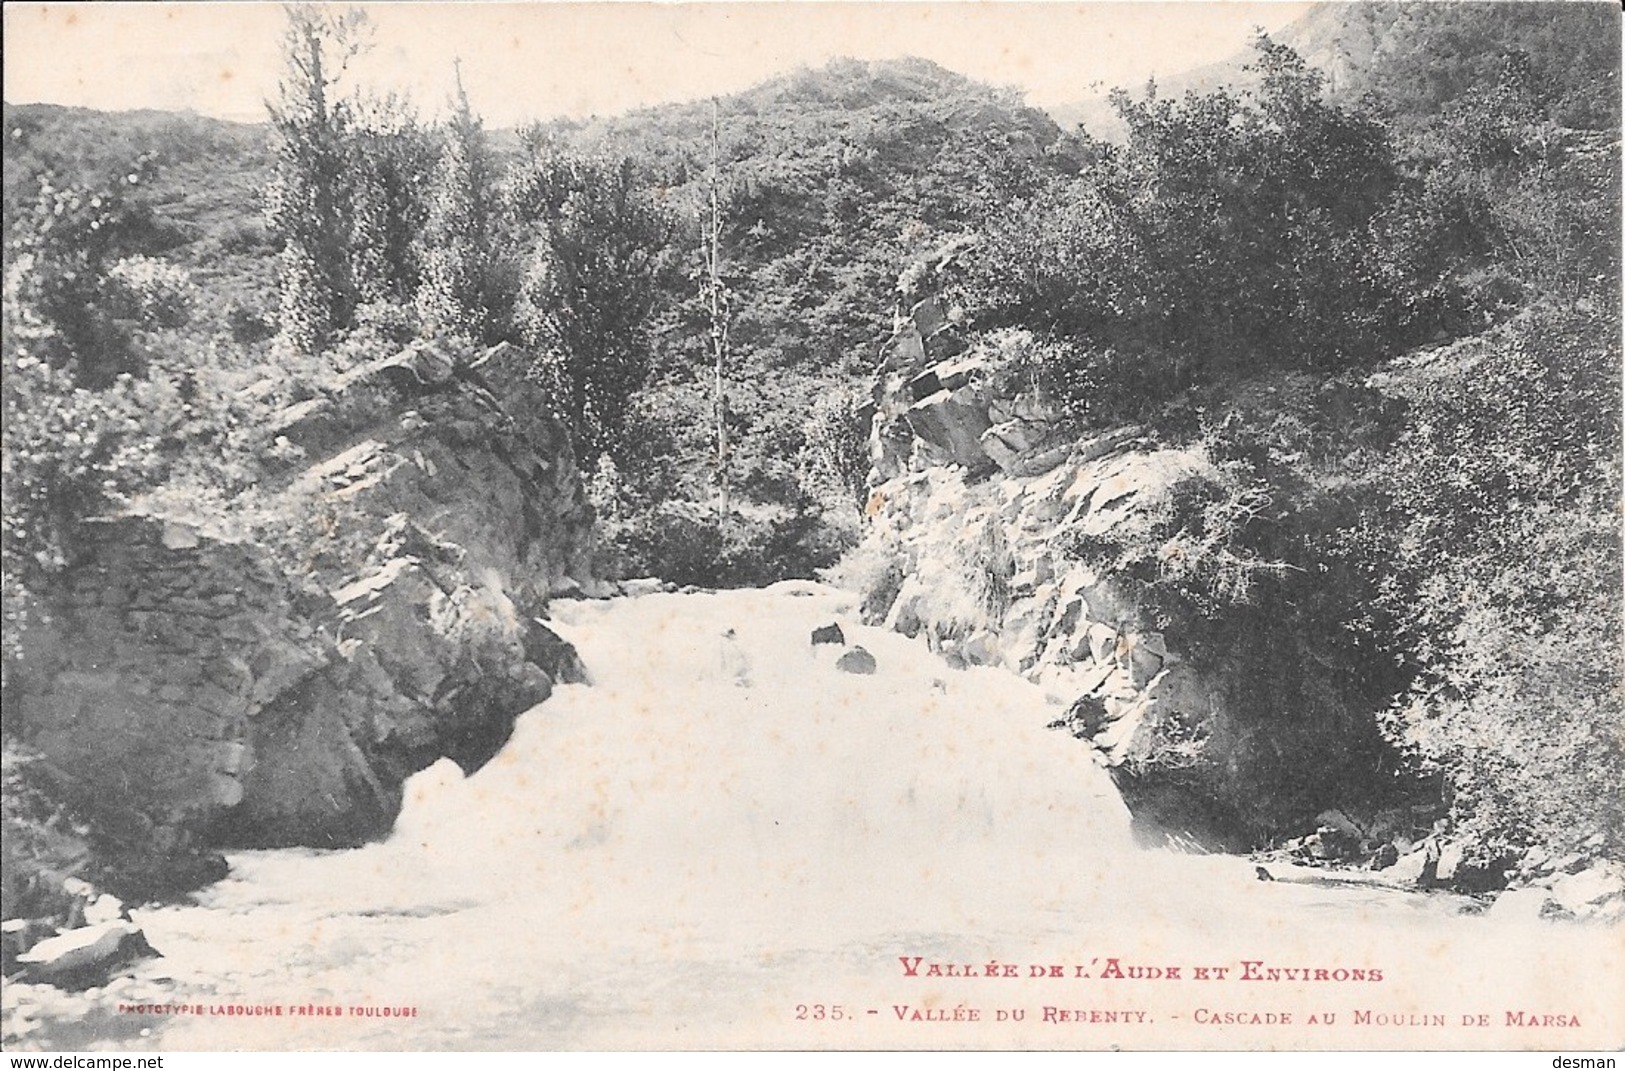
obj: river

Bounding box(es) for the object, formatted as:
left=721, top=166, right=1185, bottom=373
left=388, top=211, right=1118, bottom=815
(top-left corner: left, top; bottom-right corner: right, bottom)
left=7, top=583, right=1622, bottom=1050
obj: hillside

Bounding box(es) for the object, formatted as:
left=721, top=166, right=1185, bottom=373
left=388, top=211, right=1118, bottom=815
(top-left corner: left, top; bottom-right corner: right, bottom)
left=527, top=57, right=1078, bottom=581
left=4, top=61, right=1075, bottom=584
left=841, top=5, right=1621, bottom=881
left=1049, top=1, right=1622, bottom=138
left=4, top=105, right=276, bottom=322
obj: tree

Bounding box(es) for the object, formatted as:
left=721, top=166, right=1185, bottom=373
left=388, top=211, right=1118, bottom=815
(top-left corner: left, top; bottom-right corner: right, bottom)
left=799, top=384, right=871, bottom=511
left=960, top=33, right=1416, bottom=419
left=703, top=98, right=734, bottom=513
left=265, top=5, right=370, bottom=356
left=414, top=63, right=495, bottom=341
left=513, top=154, right=673, bottom=462
left=347, top=93, right=434, bottom=310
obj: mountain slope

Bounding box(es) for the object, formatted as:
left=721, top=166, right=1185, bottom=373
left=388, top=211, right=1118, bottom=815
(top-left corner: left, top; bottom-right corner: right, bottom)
left=1049, top=1, right=1622, bottom=139
left=528, top=58, right=1077, bottom=578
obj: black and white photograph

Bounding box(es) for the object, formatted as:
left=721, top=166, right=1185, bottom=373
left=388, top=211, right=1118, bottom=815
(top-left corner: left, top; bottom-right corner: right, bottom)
left=1, top=0, right=1621, bottom=1053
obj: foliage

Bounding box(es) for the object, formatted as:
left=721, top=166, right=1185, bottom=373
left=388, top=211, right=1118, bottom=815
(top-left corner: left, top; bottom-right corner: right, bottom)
left=414, top=73, right=495, bottom=341
left=608, top=499, right=842, bottom=590
left=3, top=161, right=167, bottom=386
left=2, top=158, right=283, bottom=664
left=1, top=317, right=158, bottom=661
left=103, top=255, right=198, bottom=329
left=531, top=58, right=1069, bottom=576
left=797, top=383, right=872, bottom=512
left=265, top=5, right=371, bottom=356
left=348, top=94, right=436, bottom=309
left=1354, top=2, right=1621, bottom=133
left=1373, top=303, right=1623, bottom=861
left=824, top=525, right=908, bottom=626
left=956, top=34, right=1456, bottom=429
left=512, top=153, right=675, bottom=462
left=1394, top=52, right=1621, bottom=311
left=3, top=12, right=1619, bottom=874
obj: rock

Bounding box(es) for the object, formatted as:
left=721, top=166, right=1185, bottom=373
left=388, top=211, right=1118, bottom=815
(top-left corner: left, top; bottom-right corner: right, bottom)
left=1370, top=842, right=1400, bottom=871
left=2, top=919, right=50, bottom=974
left=836, top=646, right=878, bottom=675
left=1549, top=865, right=1623, bottom=913
left=1386, top=847, right=1430, bottom=886
left=1303, top=830, right=1346, bottom=861
left=16, top=922, right=159, bottom=990
left=882, top=579, right=924, bottom=637
left=1436, top=841, right=1464, bottom=882
left=907, top=369, right=944, bottom=402
left=524, top=620, right=589, bottom=686
left=979, top=428, right=1022, bottom=474
left=1121, top=638, right=1164, bottom=688
left=1488, top=886, right=1559, bottom=922
left=6, top=341, right=595, bottom=889
left=1062, top=694, right=1109, bottom=739
left=903, top=389, right=994, bottom=473
left=1315, top=809, right=1365, bottom=840
left=621, top=578, right=665, bottom=597
left=958, top=630, right=1001, bottom=667
left=160, top=521, right=201, bottom=550
left=811, top=623, right=846, bottom=647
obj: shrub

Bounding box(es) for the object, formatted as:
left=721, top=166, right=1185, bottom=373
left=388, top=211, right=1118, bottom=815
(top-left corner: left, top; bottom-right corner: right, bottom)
left=608, top=497, right=843, bottom=589
left=1374, top=302, right=1623, bottom=862
left=104, top=255, right=196, bottom=329
left=1, top=339, right=166, bottom=659
left=824, top=525, right=908, bottom=625
left=797, top=382, right=872, bottom=513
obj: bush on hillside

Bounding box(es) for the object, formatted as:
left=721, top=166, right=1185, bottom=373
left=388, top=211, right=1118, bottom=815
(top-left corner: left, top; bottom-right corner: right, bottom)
left=1374, top=303, right=1623, bottom=864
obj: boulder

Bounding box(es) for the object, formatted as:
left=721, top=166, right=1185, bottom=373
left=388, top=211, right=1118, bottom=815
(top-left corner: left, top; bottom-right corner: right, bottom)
left=1549, top=865, right=1623, bottom=913
left=525, top=620, right=589, bottom=686
left=811, top=623, right=846, bottom=647
left=904, top=389, right=993, bottom=473
left=1315, top=809, right=1365, bottom=840
left=15, top=922, right=159, bottom=990
left=1386, top=846, right=1431, bottom=886
left=2, top=919, right=50, bottom=975
left=958, top=630, right=1001, bottom=667
left=836, top=646, right=878, bottom=675
left=1436, top=842, right=1464, bottom=883
left=907, top=369, right=944, bottom=402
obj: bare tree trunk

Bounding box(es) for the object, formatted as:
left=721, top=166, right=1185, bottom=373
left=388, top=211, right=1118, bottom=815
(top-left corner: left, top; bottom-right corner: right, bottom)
left=708, top=97, right=730, bottom=517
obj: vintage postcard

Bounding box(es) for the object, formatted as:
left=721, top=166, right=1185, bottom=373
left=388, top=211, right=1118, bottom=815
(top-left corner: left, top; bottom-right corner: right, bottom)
left=2, top=0, right=1621, bottom=1053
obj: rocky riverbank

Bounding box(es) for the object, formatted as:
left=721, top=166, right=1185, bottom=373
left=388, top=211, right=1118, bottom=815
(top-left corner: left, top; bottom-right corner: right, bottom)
left=2, top=340, right=597, bottom=983
left=842, top=253, right=1624, bottom=918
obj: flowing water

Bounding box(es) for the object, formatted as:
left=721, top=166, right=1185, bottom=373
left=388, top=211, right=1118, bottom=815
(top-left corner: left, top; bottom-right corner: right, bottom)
left=10, top=584, right=1622, bottom=1050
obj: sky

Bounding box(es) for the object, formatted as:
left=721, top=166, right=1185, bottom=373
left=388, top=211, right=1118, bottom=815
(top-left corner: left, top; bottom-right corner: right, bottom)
left=3, top=2, right=1315, bottom=127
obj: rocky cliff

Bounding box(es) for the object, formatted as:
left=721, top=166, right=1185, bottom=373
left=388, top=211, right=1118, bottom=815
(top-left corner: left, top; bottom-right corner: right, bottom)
left=2, top=340, right=595, bottom=916
left=852, top=255, right=1401, bottom=852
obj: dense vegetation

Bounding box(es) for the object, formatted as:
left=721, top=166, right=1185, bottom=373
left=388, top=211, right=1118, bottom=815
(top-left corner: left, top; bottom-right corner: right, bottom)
left=534, top=57, right=1075, bottom=580
left=3, top=3, right=1620, bottom=874
left=926, top=10, right=1620, bottom=867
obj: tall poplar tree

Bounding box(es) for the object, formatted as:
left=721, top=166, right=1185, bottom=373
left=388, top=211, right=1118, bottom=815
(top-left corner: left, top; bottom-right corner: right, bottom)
left=414, top=62, right=493, bottom=341
left=265, top=5, right=369, bottom=356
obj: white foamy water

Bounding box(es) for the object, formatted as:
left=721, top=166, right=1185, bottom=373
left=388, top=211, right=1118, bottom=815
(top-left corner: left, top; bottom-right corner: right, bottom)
left=36, top=584, right=1623, bottom=1050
